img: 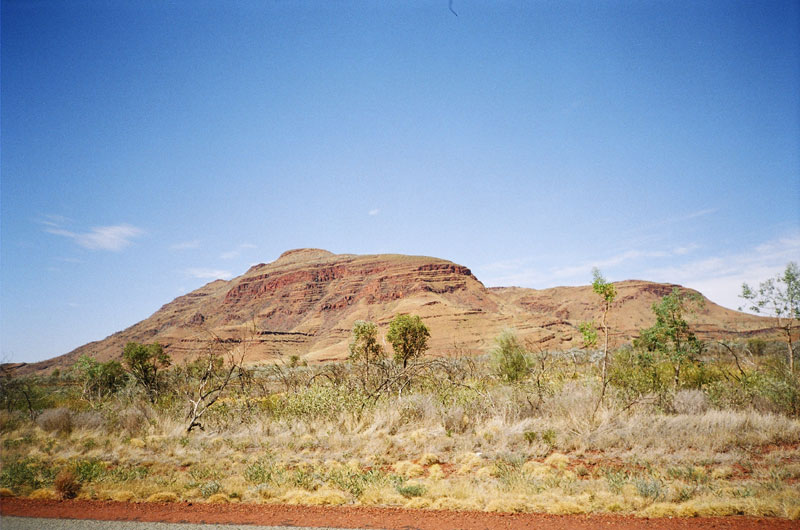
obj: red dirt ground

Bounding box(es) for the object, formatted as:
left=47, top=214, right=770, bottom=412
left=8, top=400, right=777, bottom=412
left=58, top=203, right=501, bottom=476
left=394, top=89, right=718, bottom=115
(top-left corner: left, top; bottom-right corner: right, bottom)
left=1, top=498, right=799, bottom=529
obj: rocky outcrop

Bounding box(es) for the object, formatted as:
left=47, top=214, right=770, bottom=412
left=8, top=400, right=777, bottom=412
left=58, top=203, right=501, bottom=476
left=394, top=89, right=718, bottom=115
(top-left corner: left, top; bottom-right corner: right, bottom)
left=28, top=249, right=779, bottom=371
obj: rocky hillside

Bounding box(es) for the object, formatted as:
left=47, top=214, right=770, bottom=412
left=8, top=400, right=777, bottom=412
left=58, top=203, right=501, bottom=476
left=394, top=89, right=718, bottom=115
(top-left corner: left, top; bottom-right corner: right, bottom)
left=26, top=248, right=778, bottom=372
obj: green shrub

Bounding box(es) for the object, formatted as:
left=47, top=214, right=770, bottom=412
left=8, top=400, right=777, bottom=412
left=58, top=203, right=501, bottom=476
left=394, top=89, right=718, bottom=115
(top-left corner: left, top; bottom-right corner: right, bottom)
left=0, top=458, right=55, bottom=494
left=396, top=482, right=426, bottom=498
left=73, top=459, right=106, bottom=482
left=244, top=459, right=282, bottom=485
left=609, top=348, right=671, bottom=408
left=200, top=480, right=221, bottom=498
left=634, top=477, right=663, bottom=500
left=109, top=465, right=149, bottom=482
left=490, top=330, right=530, bottom=382
left=327, top=468, right=386, bottom=497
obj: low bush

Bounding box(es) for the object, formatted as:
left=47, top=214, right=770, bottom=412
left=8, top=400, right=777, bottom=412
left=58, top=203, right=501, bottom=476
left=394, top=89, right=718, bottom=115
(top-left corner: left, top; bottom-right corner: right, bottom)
left=54, top=470, right=80, bottom=499
left=490, top=330, right=530, bottom=383
left=36, top=408, right=73, bottom=434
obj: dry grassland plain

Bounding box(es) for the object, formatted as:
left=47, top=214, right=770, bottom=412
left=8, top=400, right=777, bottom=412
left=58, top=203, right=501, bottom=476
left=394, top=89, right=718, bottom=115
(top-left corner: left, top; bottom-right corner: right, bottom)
left=1, top=343, right=799, bottom=519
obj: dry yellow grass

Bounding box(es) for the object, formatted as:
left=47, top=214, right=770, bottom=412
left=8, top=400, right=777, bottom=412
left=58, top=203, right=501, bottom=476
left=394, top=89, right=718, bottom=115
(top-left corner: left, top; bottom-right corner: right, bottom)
left=3, top=359, right=799, bottom=519
left=278, top=487, right=349, bottom=506
left=146, top=492, right=179, bottom=503
left=205, top=493, right=230, bottom=503
left=28, top=489, right=56, bottom=500
left=109, top=490, right=136, bottom=502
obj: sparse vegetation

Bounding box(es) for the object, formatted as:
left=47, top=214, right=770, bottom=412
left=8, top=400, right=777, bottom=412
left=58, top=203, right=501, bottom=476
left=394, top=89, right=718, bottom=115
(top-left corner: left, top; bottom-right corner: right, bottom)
left=1, top=303, right=799, bottom=518
left=741, top=261, right=799, bottom=372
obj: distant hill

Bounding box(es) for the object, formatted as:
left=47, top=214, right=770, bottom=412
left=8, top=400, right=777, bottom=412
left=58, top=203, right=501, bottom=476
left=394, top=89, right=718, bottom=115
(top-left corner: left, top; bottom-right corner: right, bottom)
left=22, top=248, right=778, bottom=372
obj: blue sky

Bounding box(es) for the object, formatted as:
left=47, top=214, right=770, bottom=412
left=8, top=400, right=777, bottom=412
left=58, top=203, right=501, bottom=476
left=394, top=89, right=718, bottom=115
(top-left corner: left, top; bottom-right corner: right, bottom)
left=2, top=0, right=798, bottom=364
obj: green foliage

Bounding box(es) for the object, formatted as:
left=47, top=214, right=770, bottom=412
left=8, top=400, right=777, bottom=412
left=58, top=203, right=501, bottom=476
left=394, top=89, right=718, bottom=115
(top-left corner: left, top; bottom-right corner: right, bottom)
left=579, top=321, right=598, bottom=349
left=706, top=360, right=800, bottom=416
left=386, top=314, right=430, bottom=368
left=540, top=428, right=557, bottom=446
left=635, top=288, right=705, bottom=388
left=396, top=482, right=426, bottom=498
left=490, top=330, right=530, bottom=382
left=122, top=342, right=171, bottom=402
left=741, top=261, right=799, bottom=371
left=0, top=457, right=56, bottom=494
left=244, top=459, right=282, bottom=485
left=74, top=355, right=126, bottom=401
left=604, top=470, right=629, bottom=494
left=72, top=458, right=106, bottom=482
left=327, top=467, right=386, bottom=497
left=271, top=384, right=368, bottom=420
left=108, top=465, right=149, bottom=482
left=592, top=267, right=617, bottom=305
left=634, top=477, right=664, bottom=500
left=741, top=261, right=800, bottom=320
left=200, top=480, right=222, bottom=498
left=348, top=320, right=385, bottom=364
left=0, top=373, right=53, bottom=418
left=609, top=347, right=671, bottom=407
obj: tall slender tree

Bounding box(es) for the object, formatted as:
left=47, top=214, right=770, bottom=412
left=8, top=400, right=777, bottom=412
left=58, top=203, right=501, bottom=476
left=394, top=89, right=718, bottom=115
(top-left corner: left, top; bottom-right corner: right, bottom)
left=741, top=262, right=799, bottom=372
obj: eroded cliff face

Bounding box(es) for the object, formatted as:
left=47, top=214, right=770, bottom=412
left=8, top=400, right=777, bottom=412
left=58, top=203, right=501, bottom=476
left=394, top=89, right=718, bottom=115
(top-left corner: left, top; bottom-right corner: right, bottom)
left=28, top=249, right=778, bottom=372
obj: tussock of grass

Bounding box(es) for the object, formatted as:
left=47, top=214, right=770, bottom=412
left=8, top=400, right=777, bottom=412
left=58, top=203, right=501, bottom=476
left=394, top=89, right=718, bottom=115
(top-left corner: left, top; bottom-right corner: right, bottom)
left=392, top=460, right=424, bottom=478
left=419, top=453, right=440, bottom=465
left=544, top=452, right=569, bottom=469
left=28, top=488, right=56, bottom=500
left=278, top=487, right=349, bottom=506
left=205, top=493, right=230, bottom=503
left=146, top=491, right=179, bottom=503
left=109, top=490, right=136, bottom=502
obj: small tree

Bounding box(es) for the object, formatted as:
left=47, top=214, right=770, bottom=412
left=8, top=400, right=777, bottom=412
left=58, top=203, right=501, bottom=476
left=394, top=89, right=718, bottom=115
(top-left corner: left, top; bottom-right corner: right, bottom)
left=122, top=342, right=171, bottom=402
left=636, top=288, right=704, bottom=389
left=741, top=262, right=799, bottom=372
left=591, top=268, right=617, bottom=391
left=349, top=320, right=385, bottom=364
left=73, top=355, right=125, bottom=402
left=348, top=320, right=386, bottom=392
left=490, top=329, right=530, bottom=382
left=386, top=314, right=430, bottom=368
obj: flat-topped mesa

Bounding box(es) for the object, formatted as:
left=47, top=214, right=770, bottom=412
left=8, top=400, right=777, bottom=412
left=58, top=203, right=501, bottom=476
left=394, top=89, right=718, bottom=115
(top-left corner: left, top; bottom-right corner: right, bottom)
left=222, top=252, right=481, bottom=316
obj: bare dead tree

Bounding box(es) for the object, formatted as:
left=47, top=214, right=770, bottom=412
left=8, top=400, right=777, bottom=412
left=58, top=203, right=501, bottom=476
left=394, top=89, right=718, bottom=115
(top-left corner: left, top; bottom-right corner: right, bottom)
left=183, top=322, right=253, bottom=433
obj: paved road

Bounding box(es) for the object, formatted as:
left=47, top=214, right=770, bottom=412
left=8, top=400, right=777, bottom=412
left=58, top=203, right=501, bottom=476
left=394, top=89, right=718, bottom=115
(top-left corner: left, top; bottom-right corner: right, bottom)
left=1, top=516, right=370, bottom=530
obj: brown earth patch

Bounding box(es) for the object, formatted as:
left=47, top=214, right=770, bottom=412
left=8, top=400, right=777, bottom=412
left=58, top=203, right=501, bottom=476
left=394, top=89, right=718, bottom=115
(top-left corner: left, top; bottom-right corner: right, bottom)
left=2, top=498, right=798, bottom=529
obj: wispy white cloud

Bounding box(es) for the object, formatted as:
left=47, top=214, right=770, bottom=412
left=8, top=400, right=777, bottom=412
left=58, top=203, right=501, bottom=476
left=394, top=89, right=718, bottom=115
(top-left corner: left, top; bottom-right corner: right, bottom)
left=550, top=249, right=672, bottom=280
left=478, top=243, right=701, bottom=288
left=368, top=208, right=380, bottom=216
left=220, top=242, right=257, bottom=260
left=184, top=268, right=234, bottom=280
left=39, top=214, right=72, bottom=228
left=674, top=208, right=717, bottom=223
left=44, top=222, right=144, bottom=251
left=644, top=232, right=800, bottom=310
left=170, top=240, right=201, bottom=251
